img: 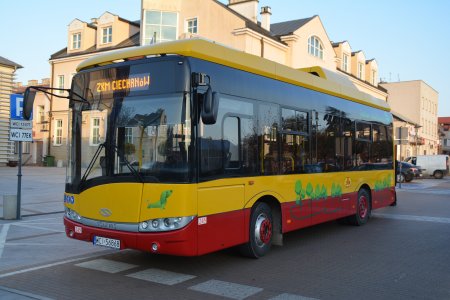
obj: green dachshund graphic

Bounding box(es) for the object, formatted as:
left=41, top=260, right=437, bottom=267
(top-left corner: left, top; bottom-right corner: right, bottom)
left=147, top=190, right=173, bottom=209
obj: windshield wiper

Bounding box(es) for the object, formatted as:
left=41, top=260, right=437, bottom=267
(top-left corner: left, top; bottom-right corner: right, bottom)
left=110, top=144, right=145, bottom=183
left=80, top=142, right=105, bottom=184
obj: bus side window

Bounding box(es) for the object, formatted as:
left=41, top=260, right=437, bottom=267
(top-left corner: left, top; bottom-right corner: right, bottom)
left=259, top=103, right=279, bottom=175
left=315, top=111, right=342, bottom=172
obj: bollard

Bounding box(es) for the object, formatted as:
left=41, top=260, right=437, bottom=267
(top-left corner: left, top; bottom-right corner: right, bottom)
left=3, top=195, right=18, bottom=220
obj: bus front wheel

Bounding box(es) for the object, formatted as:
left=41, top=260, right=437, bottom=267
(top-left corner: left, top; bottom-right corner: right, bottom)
left=240, top=202, right=273, bottom=258
left=348, top=189, right=371, bottom=226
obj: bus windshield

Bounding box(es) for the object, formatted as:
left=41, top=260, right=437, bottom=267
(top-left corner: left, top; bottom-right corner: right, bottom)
left=66, top=59, right=192, bottom=190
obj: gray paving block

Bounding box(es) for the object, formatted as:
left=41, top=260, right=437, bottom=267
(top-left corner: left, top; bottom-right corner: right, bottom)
left=75, top=258, right=137, bottom=273
left=126, top=268, right=196, bottom=285
left=189, top=279, right=263, bottom=300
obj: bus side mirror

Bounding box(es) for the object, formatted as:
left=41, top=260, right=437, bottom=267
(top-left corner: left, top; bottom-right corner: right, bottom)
left=23, top=87, right=36, bottom=120
left=201, top=88, right=219, bottom=125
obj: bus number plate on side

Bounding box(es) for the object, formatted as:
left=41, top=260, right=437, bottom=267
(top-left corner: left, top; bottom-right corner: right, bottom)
left=93, top=236, right=121, bottom=249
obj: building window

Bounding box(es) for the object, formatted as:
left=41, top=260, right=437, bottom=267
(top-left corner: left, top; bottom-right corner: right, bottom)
left=186, top=18, right=197, bottom=34
left=72, top=33, right=81, bottom=49
left=358, top=63, right=364, bottom=79
left=91, top=118, right=101, bottom=145
left=308, top=36, right=324, bottom=59
left=372, top=70, right=377, bottom=85
left=125, top=127, right=133, bottom=144
left=102, top=26, right=112, bottom=44
left=342, top=54, right=349, bottom=72
left=58, top=75, right=64, bottom=94
left=143, top=10, right=177, bottom=45
left=54, top=119, right=63, bottom=146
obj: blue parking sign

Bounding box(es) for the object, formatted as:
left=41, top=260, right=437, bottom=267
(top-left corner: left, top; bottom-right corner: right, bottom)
left=10, top=94, right=32, bottom=120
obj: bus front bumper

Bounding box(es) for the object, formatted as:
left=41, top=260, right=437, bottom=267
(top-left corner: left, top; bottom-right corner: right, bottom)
left=64, top=217, right=198, bottom=256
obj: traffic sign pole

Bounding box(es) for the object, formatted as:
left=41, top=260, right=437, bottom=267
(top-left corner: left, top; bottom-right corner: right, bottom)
left=16, top=142, right=22, bottom=219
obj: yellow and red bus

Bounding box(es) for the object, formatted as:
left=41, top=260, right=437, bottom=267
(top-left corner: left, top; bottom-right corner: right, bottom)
left=27, top=39, right=396, bottom=258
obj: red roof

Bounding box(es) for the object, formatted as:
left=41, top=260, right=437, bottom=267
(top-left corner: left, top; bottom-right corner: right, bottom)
left=438, top=117, right=450, bottom=124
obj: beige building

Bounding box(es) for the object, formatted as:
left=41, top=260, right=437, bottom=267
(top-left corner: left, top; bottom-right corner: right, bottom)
left=0, top=56, right=22, bottom=166
left=381, top=80, right=439, bottom=157
left=47, top=0, right=388, bottom=164
left=48, top=12, right=140, bottom=165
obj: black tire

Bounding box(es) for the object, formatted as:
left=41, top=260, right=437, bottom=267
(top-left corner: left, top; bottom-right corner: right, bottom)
left=396, top=173, right=405, bottom=183
left=348, top=189, right=371, bottom=226
left=240, top=202, right=273, bottom=258
left=434, top=170, right=444, bottom=179
left=405, top=174, right=413, bottom=182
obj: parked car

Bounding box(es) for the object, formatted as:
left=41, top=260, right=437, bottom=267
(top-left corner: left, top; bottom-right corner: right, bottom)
left=405, top=155, right=449, bottom=179
left=396, top=161, right=422, bottom=182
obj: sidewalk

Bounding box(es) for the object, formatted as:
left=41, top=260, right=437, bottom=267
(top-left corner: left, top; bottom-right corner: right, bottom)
left=0, top=166, right=65, bottom=219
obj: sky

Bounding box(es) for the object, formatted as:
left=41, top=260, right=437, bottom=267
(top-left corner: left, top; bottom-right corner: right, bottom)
left=1, top=0, right=449, bottom=116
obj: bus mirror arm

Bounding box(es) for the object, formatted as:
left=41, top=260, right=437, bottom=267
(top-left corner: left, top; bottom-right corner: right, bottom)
left=22, top=86, right=89, bottom=120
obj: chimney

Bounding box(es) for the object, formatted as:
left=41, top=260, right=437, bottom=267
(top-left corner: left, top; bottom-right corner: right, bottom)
left=28, top=80, right=38, bottom=86
left=260, top=6, right=271, bottom=31
left=91, top=18, right=98, bottom=25
left=228, top=0, right=258, bottom=23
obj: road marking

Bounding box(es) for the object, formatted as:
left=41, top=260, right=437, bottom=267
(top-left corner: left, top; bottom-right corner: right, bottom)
left=189, top=279, right=263, bottom=300
left=0, top=251, right=110, bottom=279
left=12, top=223, right=64, bottom=233
left=75, top=259, right=138, bottom=274
left=269, top=293, right=320, bottom=300
left=0, top=225, right=10, bottom=258
left=373, top=213, right=450, bottom=224
left=127, top=268, right=196, bottom=285
left=0, top=285, right=54, bottom=300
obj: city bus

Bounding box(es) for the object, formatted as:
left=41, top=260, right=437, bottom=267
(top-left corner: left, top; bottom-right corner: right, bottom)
left=24, top=38, right=396, bottom=258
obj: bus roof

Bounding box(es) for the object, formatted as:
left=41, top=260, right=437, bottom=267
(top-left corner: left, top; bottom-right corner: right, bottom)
left=77, top=38, right=390, bottom=112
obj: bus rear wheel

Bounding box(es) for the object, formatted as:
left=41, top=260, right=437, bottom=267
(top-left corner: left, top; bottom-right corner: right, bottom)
left=348, top=189, right=371, bottom=226
left=240, top=202, right=273, bottom=258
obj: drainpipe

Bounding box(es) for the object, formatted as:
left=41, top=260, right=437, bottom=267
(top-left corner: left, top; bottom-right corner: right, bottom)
left=48, top=61, right=54, bottom=156
left=260, top=38, right=264, bottom=58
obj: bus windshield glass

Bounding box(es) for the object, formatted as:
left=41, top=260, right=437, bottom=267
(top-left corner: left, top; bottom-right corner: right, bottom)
left=66, top=59, right=192, bottom=189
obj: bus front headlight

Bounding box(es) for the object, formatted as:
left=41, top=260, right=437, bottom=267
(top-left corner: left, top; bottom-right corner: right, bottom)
left=65, top=207, right=82, bottom=222
left=139, top=216, right=195, bottom=232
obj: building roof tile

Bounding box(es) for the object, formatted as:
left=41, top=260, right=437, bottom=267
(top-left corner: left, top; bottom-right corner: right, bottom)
left=0, top=56, right=23, bottom=69
left=270, top=16, right=315, bottom=36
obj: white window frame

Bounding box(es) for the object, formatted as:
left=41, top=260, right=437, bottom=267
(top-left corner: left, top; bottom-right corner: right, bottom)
left=54, top=119, right=63, bottom=146
left=358, top=63, right=364, bottom=79
left=72, top=32, right=81, bottom=49
left=125, top=127, right=133, bottom=144
left=143, top=10, right=178, bottom=45
left=58, top=75, right=64, bottom=94
left=90, top=117, right=101, bottom=146
left=186, top=17, right=198, bottom=34
left=342, top=54, right=349, bottom=72
left=308, top=36, right=324, bottom=60
left=102, top=26, right=112, bottom=44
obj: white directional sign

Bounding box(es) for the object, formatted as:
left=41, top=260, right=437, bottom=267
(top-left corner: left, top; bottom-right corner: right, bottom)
left=10, top=120, right=32, bottom=129
left=9, top=128, right=33, bottom=142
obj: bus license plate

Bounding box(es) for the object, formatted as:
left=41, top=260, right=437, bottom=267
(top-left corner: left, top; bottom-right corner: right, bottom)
left=93, top=236, right=120, bottom=249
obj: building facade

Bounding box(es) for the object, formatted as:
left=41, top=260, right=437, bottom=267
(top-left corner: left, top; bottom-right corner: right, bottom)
left=381, top=80, right=439, bottom=156
left=0, top=56, right=22, bottom=166
left=46, top=0, right=388, bottom=164
left=438, top=117, right=450, bottom=155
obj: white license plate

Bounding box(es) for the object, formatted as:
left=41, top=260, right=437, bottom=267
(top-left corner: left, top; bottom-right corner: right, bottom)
left=93, top=236, right=121, bottom=249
